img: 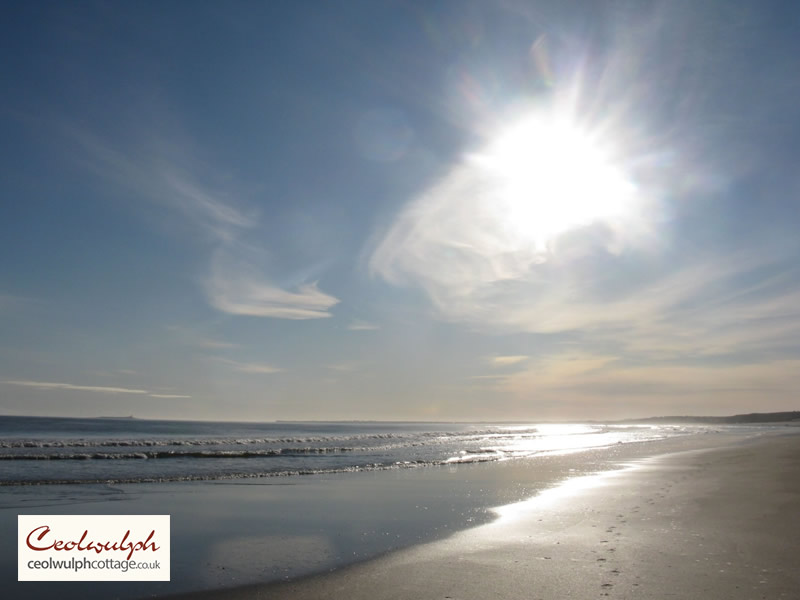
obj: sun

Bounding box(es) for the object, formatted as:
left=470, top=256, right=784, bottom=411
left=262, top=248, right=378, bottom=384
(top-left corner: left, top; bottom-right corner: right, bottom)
left=473, top=112, right=636, bottom=251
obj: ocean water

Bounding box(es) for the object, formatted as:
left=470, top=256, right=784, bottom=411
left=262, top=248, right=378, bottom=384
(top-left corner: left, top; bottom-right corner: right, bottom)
left=2, top=417, right=780, bottom=599
left=0, top=416, right=701, bottom=485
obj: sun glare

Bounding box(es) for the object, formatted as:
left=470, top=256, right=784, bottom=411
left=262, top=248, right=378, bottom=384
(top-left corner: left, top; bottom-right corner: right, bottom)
left=474, top=113, right=636, bottom=251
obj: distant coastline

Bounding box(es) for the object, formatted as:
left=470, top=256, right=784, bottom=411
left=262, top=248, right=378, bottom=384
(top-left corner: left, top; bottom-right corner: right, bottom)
left=1, top=411, right=798, bottom=425
left=613, top=411, right=800, bottom=425
left=96, top=415, right=136, bottom=419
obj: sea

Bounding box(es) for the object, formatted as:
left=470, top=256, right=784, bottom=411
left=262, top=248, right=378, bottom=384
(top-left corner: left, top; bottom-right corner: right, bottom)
left=0, top=416, right=705, bottom=486
left=0, top=416, right=778, bottom=599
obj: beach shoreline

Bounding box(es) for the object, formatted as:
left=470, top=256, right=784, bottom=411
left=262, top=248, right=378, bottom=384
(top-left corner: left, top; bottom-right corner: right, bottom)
left=170, top=430, right=800, bottom=600
left=5, top=427, right=796, bottom=599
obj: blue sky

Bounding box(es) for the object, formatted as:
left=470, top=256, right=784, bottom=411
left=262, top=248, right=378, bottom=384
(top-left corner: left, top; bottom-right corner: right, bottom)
left=2, top=1, right=800, bottom=421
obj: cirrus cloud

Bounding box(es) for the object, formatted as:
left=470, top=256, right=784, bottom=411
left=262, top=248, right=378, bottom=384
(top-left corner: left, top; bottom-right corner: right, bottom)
left=2, top=380, right=149, bottom=394
left=205, top=249, right=339, bottom=320
left=2, top=379, right=193, bottom=399
left=347, top=319, right=380, bottom=331
left=488, top=355, right=529, bottom=367
left=68, top=125, right=340, bottom=321
left=215, top=358, right=285, bottom=374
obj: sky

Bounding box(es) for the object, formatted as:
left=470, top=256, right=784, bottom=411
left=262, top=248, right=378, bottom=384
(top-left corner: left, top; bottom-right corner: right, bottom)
left=2, top=0, right=800, bottom=422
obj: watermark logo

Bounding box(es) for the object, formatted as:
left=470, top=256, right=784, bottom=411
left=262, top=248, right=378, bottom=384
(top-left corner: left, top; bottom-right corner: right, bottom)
left=18, top=515, right=170, bottom=581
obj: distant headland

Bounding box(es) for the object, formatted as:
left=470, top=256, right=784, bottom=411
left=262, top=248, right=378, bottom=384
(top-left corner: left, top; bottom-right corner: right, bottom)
left=616, top=411, right=800, bottom=424
left=96, top=415, right=137, bottom=419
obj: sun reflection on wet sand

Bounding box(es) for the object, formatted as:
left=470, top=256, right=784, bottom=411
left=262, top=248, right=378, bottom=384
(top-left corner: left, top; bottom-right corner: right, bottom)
left=488, top=463, right=636, bottom=527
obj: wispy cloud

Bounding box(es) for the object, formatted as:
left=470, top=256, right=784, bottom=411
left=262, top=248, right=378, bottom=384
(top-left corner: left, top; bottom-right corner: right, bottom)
left=487, top=355, right=529, bottom=367
left=67, top=127, right=257, bottom=242
left=215, top=358, right=284, bottom=374
left=166, top=325, right=239, bottom=350
left=488, top=352, right=800, bottom=415
left=371, top=163, right=800, bottom=363
left=347, top=319, right=380, bottom=331
left=159, top=169, right=257, bottom=241
left=2, top=379, right=194, bottom=400
left=1, top=380, right=149, bottom=394
left=68, top=126, right=340, bottom=320
left=361, top=7, right=800, bottom=415
left=206, top=258, right=339, bottom=320
left=366, top=10, right=800, bottom=365
left=368, top=118, right=661, bottom=335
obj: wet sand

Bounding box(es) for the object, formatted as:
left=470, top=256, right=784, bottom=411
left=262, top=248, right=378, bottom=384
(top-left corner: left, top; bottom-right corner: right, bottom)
left=176, top=431, right=800, bottom=599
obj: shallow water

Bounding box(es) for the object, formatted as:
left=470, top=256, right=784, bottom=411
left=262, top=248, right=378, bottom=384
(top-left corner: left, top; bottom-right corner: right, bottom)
left=0, top=416, right=705, bottom=485
left=1, top=420, right=781, bottom=599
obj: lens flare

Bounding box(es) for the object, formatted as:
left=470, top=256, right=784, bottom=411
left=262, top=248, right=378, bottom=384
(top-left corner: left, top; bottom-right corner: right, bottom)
left=471, top=112, right=636, bottom=252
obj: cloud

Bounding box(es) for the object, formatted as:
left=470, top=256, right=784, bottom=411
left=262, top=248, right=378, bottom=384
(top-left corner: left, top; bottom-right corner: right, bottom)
left=216, top=359, right=284, bottom=374
left=165, top=325, right=239, bottom=349
left=347, top=319, right=380, bottom=331
left=360, top=6, right=800, bottom=417
left=67, top=127, right=257, bottom=242
left=205, top=248, right=339, bottom=319
left=68, top=126, right=339, bottom=320
left=597, top=254, right=800, bottom=362
left=369, top=108, right=662, bottom=336
left=2, top=379, right=194, bottom=400
left=206, top=277, right=338, bottom=320
left=366, top=13, right=800, bottom=361
left=488, top=355, right=529, bottom=367
left=490, top=352, right=800, bottom=415
left=370, top=132, right=800, bottom=362
left=1, top=380, right=149, bottom=394
left=159, top=169, right=257, bottom=241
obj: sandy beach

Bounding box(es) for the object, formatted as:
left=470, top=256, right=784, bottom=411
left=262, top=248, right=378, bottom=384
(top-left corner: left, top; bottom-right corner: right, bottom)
left=176, top=431, right=800, bottom=600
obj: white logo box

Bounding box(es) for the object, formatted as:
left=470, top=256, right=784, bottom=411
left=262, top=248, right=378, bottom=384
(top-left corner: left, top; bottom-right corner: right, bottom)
left=18, top=514, right=170, bottom=581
